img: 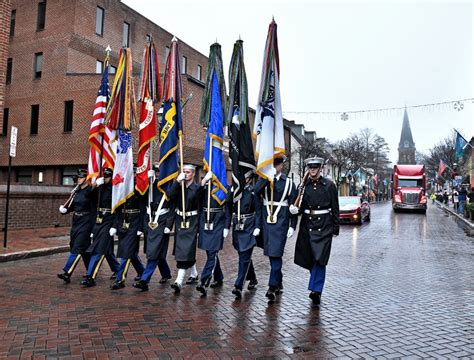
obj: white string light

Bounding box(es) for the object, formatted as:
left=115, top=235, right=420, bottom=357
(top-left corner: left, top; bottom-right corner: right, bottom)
left=283, top=97, right=473, bottom=121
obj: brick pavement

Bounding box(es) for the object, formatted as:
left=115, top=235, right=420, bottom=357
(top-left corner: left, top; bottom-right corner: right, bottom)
left=0, top=202, right=473, bottom=359
left=0, top=227, right=70, bottom=262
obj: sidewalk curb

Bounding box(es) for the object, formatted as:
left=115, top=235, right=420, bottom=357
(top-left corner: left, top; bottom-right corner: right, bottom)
left=436, top=201, right=474, bottom=229
left=0, top=245, right=69, bottom=263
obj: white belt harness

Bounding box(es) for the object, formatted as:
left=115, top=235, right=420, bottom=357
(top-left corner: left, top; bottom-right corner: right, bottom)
left=264, top=177, right=292, bottom=220
left=147, top=195, right=168, bottom=224
left=304, top=209, right=331, bottom=215
left=176, top=209, right=199, bottom=217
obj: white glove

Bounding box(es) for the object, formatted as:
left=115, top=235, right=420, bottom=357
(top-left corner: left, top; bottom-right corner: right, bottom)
left=59, top=205, right=67, bottom=214
left=164, top=227, right=171, bottom=234
left=177, top=172, right=185, bottom=183
left=223, top=228, right=229, bottom=238
left=137, top=231, right=143, bottom=236
left=287, top=227, right=295, bottom=238
left=147, top=170, right=155, bottom=178
left=204, top=171, right=213, bottom=183
left=289, top=204, right=299, bottom=215
left=109, top=227, right=117, bottom=236
left=253, top=228, right=260, bottom=236
left=90, top=233, right=94, bottom=238
left=96, top=177, right=105, bottom=186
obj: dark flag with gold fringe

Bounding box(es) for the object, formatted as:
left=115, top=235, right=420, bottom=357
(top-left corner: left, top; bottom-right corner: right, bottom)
left=158, top=37, right=183, bottom=198
left=136, top=37, right=162, bottom=195
left=227, top=40, right=255, bottom=203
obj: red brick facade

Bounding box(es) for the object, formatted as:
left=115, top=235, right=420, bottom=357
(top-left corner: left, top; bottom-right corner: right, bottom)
left=0, top=0, right=291, bottom=229
left=0, top=0, right=210, bottom=184
left=0, top=0, right=11, bottom=135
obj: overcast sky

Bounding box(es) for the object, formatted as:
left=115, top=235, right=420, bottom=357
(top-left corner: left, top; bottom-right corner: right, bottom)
left=123, top=0, right=472, bottom=163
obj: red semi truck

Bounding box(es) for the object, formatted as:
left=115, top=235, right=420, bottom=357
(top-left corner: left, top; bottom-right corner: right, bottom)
left=392, top=164, right=427, bottom=213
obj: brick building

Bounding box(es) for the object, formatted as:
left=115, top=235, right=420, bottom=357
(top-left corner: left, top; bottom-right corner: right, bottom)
left=0, top=0, right=214, bottom=186
left=0, top=0, right=292, bottom=229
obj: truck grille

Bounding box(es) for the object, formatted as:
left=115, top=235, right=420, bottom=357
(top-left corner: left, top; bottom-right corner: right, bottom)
left=403, top=192, right=419, bottom=204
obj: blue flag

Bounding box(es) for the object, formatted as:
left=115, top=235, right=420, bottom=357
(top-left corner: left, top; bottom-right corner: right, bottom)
left=203, top=72, right=228, bottom=204
left=158, top=98, right=182, bottom=198
left=454, top=131, right=468, bottom=160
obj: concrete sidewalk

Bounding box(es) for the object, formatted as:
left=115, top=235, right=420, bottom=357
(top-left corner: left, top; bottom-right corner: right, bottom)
left=0, top=227, right=70, bottom=262
left=436, top=201, right=474, bottom=229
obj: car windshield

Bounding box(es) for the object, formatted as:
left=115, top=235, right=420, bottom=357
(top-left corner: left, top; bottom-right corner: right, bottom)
left=339, top=197, right=360, bottom=206
left=398, top=179, right=423, bottom=187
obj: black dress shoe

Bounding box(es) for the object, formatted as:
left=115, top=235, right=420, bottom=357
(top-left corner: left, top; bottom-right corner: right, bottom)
left=171, top=282, right=181, bottom=294
left=110, top=281, right=125, bottom=290
left=232, top=287, right=242, bottom=300
left=196, top=284, right=207, bottom=297
left=309, top=291, right=321, bottom=305
left=265, top=289, right=276, bottom=301
left=247, top=279, right=258, bottom=290
left=57, top=273, right=71, bottom=284
left=81, top=277, right=96, bottom=287
left=209, top=280, right=223, bottom=288
left=133, top=280, right=149, bottom=292
left=110, top=272, right=117, bottom=280
left=185, top=276, right=199, bottom=284
left=159, top=276, right=172, bottom=284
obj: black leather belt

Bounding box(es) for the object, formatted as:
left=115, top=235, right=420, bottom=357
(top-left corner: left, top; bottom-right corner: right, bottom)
left=74, top=211, right=90, bottom=217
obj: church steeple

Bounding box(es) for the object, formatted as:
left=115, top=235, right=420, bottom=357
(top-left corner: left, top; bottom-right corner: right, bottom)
left=398, top=108, right=416, bottom=164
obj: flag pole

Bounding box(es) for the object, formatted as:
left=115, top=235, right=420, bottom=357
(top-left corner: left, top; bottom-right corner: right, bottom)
left=96, top=45, right=111, bottom=218
left=179, top=133, right=187, bottom=228
left=206, top=140, right=213, bottom=229
left=270, top=116, right=275, bottom=223
left=237, top=199, right=241, bottom=224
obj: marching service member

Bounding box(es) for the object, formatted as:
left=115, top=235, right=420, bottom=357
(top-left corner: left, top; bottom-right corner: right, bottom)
left=168, top=165, right=202, bottom=294
left=254, top=155, right=297, bottom=302
left=229, top=171, right=261, bottom=300
left=133, top=164, right=174, bottom=291
left=57, top=169, right=95, bottom=283
left=290, top=157, right=340, bottom=306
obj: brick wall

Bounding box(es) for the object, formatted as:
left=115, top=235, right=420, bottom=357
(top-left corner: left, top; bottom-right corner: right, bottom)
left=0, top=0, right=11, bottom=133
left=0, top=185, right=72, bottom=229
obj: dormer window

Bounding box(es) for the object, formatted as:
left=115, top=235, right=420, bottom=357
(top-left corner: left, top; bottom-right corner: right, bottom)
left=404, top=141, right=409, bottom=148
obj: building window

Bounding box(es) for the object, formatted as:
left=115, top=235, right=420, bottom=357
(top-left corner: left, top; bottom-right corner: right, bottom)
left=64, top=100, right=73, bottom=132
left=96, top=6, right=104, bottom=36
left=37, top=1, right=46, bottom=31
left=2, top=108, right=9, bottom=137
left=62, top=167, right=77, bottom=185
left=30, top=104, right=39, bottom=135
left=6, top=58, right=12, bottom=85
left=96, top=59, right=103, bottom=74
left=182, top=56, right=187, bottom=74
left=122, top=22, right=130, bottom=47
left=34, top=52, right=43, bottom=79
left=110, top=65, right=116, bottom=74
left=17, top=168, right=33, bottom=184
left=197, top=64, right=202, bottom=81
left=10, top=10, right=16, bottom=37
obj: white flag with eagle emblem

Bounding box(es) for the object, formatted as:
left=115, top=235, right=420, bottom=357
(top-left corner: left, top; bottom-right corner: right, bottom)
left=112, top=130, right=134, bottom=213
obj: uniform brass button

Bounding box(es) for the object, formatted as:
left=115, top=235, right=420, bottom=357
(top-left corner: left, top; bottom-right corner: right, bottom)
left=309, top=216, right=312, bottom=220
left=317, top=206, right=320, bottom=209
left=309, top=229, right=312, bottom=232
left=318, top=217, right=321, bottom=220
left=318, top=228, right=321, bottom=231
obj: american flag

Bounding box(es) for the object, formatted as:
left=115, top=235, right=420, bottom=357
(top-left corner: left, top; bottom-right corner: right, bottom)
left=87, top=65, right=116, bottom=182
